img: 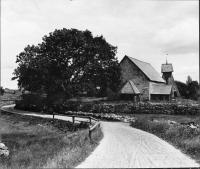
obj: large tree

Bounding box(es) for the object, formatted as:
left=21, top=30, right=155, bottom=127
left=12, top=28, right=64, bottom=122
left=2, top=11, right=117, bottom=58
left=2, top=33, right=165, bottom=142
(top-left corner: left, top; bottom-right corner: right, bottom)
left=12, top=28, right=121, bottom=101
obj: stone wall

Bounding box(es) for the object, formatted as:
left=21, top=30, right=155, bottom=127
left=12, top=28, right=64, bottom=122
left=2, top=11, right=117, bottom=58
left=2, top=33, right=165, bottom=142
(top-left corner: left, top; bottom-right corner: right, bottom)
left=87, top=102, right=200, bottom=115
left=120, top=57, right=150, bottom=100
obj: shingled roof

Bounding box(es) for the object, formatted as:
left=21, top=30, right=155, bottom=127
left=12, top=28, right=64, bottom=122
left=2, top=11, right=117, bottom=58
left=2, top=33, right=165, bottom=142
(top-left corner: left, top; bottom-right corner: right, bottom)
left=125, top=56, right=165, bottom=83
left=161, top=64, right=173, bottom=73
left=120, top=80, right=140, bottom=94
left=149, top=82, right=172, bottom=95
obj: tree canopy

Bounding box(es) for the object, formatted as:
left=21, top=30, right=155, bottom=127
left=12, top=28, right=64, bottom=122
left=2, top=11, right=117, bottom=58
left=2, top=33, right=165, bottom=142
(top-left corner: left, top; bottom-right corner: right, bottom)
left=12, top=28, right=121, bottom=101
left=0, top=87, right=5, bottom=95
left=176, top=76, right=200, bottom=100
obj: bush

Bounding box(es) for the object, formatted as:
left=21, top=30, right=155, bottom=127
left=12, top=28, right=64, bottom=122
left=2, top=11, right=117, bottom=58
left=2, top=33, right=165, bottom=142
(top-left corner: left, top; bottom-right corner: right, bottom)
left=106, top=88, right=120, bottom=101
left=79, top=103, right=93, bottom=112
left=1, top=86, right=5, bottom=95
left=15, top=93, right=47, bottom=112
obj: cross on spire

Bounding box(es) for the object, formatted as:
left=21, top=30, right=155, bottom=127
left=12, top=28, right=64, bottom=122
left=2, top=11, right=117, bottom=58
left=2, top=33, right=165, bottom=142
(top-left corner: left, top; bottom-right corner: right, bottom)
left=166, top=54, right=168, bottom=64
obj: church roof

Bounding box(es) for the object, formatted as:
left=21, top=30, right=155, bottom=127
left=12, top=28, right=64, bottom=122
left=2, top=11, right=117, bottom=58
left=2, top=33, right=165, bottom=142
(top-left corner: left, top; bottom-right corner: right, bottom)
left=125, top=56, right=165, bottom=83
left=149, top=82, right=172, bottom=95
left=120, top=80, right=140, bottom=94
left=161, top=64, right=173, bottom=73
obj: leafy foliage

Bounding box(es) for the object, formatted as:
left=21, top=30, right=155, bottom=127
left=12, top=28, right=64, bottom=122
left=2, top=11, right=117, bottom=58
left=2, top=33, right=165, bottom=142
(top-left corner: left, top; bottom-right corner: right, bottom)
left=176, top=76, right=200, bottom=100
left=175, top=81, right=188, bottom=98
left=12, top=28, right=121, bottom=103
left=1, top=86, right=5, bottom=95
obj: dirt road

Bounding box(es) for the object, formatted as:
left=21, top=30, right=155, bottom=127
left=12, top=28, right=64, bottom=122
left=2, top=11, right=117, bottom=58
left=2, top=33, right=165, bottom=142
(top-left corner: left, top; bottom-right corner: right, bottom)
left=77, top=121, right=199, bottom=168
left=1, top=105, right=199, bottom=168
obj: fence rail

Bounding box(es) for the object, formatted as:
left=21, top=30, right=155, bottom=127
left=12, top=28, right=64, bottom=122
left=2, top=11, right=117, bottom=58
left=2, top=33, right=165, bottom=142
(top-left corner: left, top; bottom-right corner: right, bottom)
left=52, top=112, right=100, bottom=140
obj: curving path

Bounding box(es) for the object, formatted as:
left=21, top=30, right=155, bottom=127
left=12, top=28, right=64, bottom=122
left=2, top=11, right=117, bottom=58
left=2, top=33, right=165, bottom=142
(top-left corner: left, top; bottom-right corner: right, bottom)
left=1, top=105, right=199, bottom=168
left=77, top=122, right=199, bottom=168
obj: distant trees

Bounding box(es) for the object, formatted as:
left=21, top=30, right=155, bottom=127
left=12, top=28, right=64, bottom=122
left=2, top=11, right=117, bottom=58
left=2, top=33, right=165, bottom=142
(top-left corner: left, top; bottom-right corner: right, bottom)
left=175, top=76, right=200, bottom=100
left=175, top=81, right=188, bottom=98
left=12, top=28, right=121, bottom=103
left=1, top=87, right=5, bottom=95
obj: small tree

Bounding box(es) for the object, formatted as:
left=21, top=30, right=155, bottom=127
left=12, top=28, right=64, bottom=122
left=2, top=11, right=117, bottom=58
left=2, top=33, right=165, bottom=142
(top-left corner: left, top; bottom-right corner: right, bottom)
left=186, top=75, right=193, bottom=85
left=187, top=80, right=200, bottom=100
left=0, top=87, right=5, bottom=95
left=176, top=76, right=200, bottom=100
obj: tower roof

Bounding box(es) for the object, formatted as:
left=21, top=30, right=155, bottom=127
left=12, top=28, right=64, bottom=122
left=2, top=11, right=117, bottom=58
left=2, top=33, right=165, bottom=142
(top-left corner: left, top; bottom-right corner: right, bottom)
left=161, top=63, right=173, bottom=73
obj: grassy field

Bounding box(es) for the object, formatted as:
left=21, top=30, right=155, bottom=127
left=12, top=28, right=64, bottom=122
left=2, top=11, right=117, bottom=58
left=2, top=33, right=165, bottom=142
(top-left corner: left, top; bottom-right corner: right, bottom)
left=118, top=113, right=200, bottom=126
left=0, top=107, right=103, bottom=169
left=129, top=114, right=200, bottom=164
left=0, top=92, right=21, bottom=101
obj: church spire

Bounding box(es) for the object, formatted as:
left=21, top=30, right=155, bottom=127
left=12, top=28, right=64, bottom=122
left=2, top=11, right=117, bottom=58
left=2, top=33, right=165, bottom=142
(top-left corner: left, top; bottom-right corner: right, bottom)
left=166, top=54, right=168, bottom=64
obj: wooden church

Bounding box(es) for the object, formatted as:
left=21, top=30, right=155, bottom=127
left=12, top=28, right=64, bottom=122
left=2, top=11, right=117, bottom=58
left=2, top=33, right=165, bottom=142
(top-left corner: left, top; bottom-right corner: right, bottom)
left=119, top=55, right=180, bottom=101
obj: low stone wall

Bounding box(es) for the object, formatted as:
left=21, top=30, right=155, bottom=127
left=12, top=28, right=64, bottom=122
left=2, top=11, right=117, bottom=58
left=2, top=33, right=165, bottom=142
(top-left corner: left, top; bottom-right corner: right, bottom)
left=87, top=102, right=200, bottom=115
left=14, top=100, right=200, bottom=116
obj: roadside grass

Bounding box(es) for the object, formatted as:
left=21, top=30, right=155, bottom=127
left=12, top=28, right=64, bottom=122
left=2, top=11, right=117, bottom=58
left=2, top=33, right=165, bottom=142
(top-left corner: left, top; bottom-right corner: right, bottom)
left=0, top=92, right=21, bottom=101
left=119, top=113, right=200, bottom=126
left=0, top=110, right=103, bottom=169
left=43, top=127, right=102, bottom=168
left=130, top=115, right=200, bottom=164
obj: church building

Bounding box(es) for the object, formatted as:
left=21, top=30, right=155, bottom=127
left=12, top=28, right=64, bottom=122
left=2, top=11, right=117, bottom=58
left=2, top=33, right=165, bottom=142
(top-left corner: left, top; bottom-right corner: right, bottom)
left=119, top=55, right=180, bottom=101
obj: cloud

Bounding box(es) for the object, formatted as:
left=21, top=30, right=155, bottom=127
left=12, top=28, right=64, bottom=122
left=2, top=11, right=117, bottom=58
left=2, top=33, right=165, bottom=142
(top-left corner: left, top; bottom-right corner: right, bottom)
left=2, top=12, right=46, bottom=69
left=1, top=0, right=199, bottom=88
left=152, top=18, right=199, bottom=55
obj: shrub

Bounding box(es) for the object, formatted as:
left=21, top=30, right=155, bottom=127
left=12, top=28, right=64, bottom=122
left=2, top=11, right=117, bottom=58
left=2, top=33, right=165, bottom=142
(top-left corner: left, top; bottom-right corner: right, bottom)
left=79, top=103, right=93, bottom=112
left=106, top=88, right=120, bottom=101
left=15, top=93, right=47, bottom=112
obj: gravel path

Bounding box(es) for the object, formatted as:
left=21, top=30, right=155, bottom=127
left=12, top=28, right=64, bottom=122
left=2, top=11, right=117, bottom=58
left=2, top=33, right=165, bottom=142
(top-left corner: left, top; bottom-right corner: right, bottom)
left=1, top=105, right=199, bottom=168
left=77, top=121, right=199, bottom=168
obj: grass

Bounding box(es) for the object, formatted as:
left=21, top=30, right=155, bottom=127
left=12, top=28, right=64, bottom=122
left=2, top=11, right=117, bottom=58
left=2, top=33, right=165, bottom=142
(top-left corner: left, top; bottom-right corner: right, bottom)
left=0, top=109, right=103, bottom=169
left=130, top=115, right=200, bottom=164
left=0, top=92, right=21, bottom=101
left=118, top=113, right=200, bottom=126
left=43, top=127, right=102, bottom=168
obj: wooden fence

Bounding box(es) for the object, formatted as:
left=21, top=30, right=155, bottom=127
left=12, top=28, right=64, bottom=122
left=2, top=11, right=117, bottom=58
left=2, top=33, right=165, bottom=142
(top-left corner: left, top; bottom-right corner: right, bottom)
left=52, top=112, right=100, bottom=140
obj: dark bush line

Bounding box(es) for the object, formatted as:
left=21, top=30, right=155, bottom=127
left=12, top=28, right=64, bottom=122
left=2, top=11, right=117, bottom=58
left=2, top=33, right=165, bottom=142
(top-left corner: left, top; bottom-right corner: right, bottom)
left=14, top=93, right=200, bottom=116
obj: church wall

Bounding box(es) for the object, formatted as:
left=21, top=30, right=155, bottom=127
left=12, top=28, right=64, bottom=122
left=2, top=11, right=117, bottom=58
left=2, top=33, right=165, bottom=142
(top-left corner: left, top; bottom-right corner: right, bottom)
left=120, top=57, right=150, bottom=100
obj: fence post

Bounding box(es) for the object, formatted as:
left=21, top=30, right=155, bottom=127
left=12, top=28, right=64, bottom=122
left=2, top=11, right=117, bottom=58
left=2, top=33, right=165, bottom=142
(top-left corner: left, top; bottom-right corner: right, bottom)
left=53, top=111, right=54, bottom=120
left=72, top=116, right=75, bottom=124
left=89, top=117, right=92, bottom=125
left=89, top=129, right=91, bottom=140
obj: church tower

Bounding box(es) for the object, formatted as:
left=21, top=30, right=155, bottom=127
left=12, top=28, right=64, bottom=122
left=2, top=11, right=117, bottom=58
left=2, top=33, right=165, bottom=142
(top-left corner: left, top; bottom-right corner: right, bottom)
left=161, top=60, right=181, bottom=98
left=161, top=60, right=173, bottom=85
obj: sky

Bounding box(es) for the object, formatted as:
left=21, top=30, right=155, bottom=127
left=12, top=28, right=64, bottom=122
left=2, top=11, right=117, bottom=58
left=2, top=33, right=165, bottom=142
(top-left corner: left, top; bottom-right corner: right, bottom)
left=1, top=0, right=199, bottom=89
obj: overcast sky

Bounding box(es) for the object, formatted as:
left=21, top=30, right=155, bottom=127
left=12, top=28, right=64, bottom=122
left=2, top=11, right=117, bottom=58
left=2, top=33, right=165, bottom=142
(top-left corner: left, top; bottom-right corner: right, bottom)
left=1, top=0, right=199, bottom=89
